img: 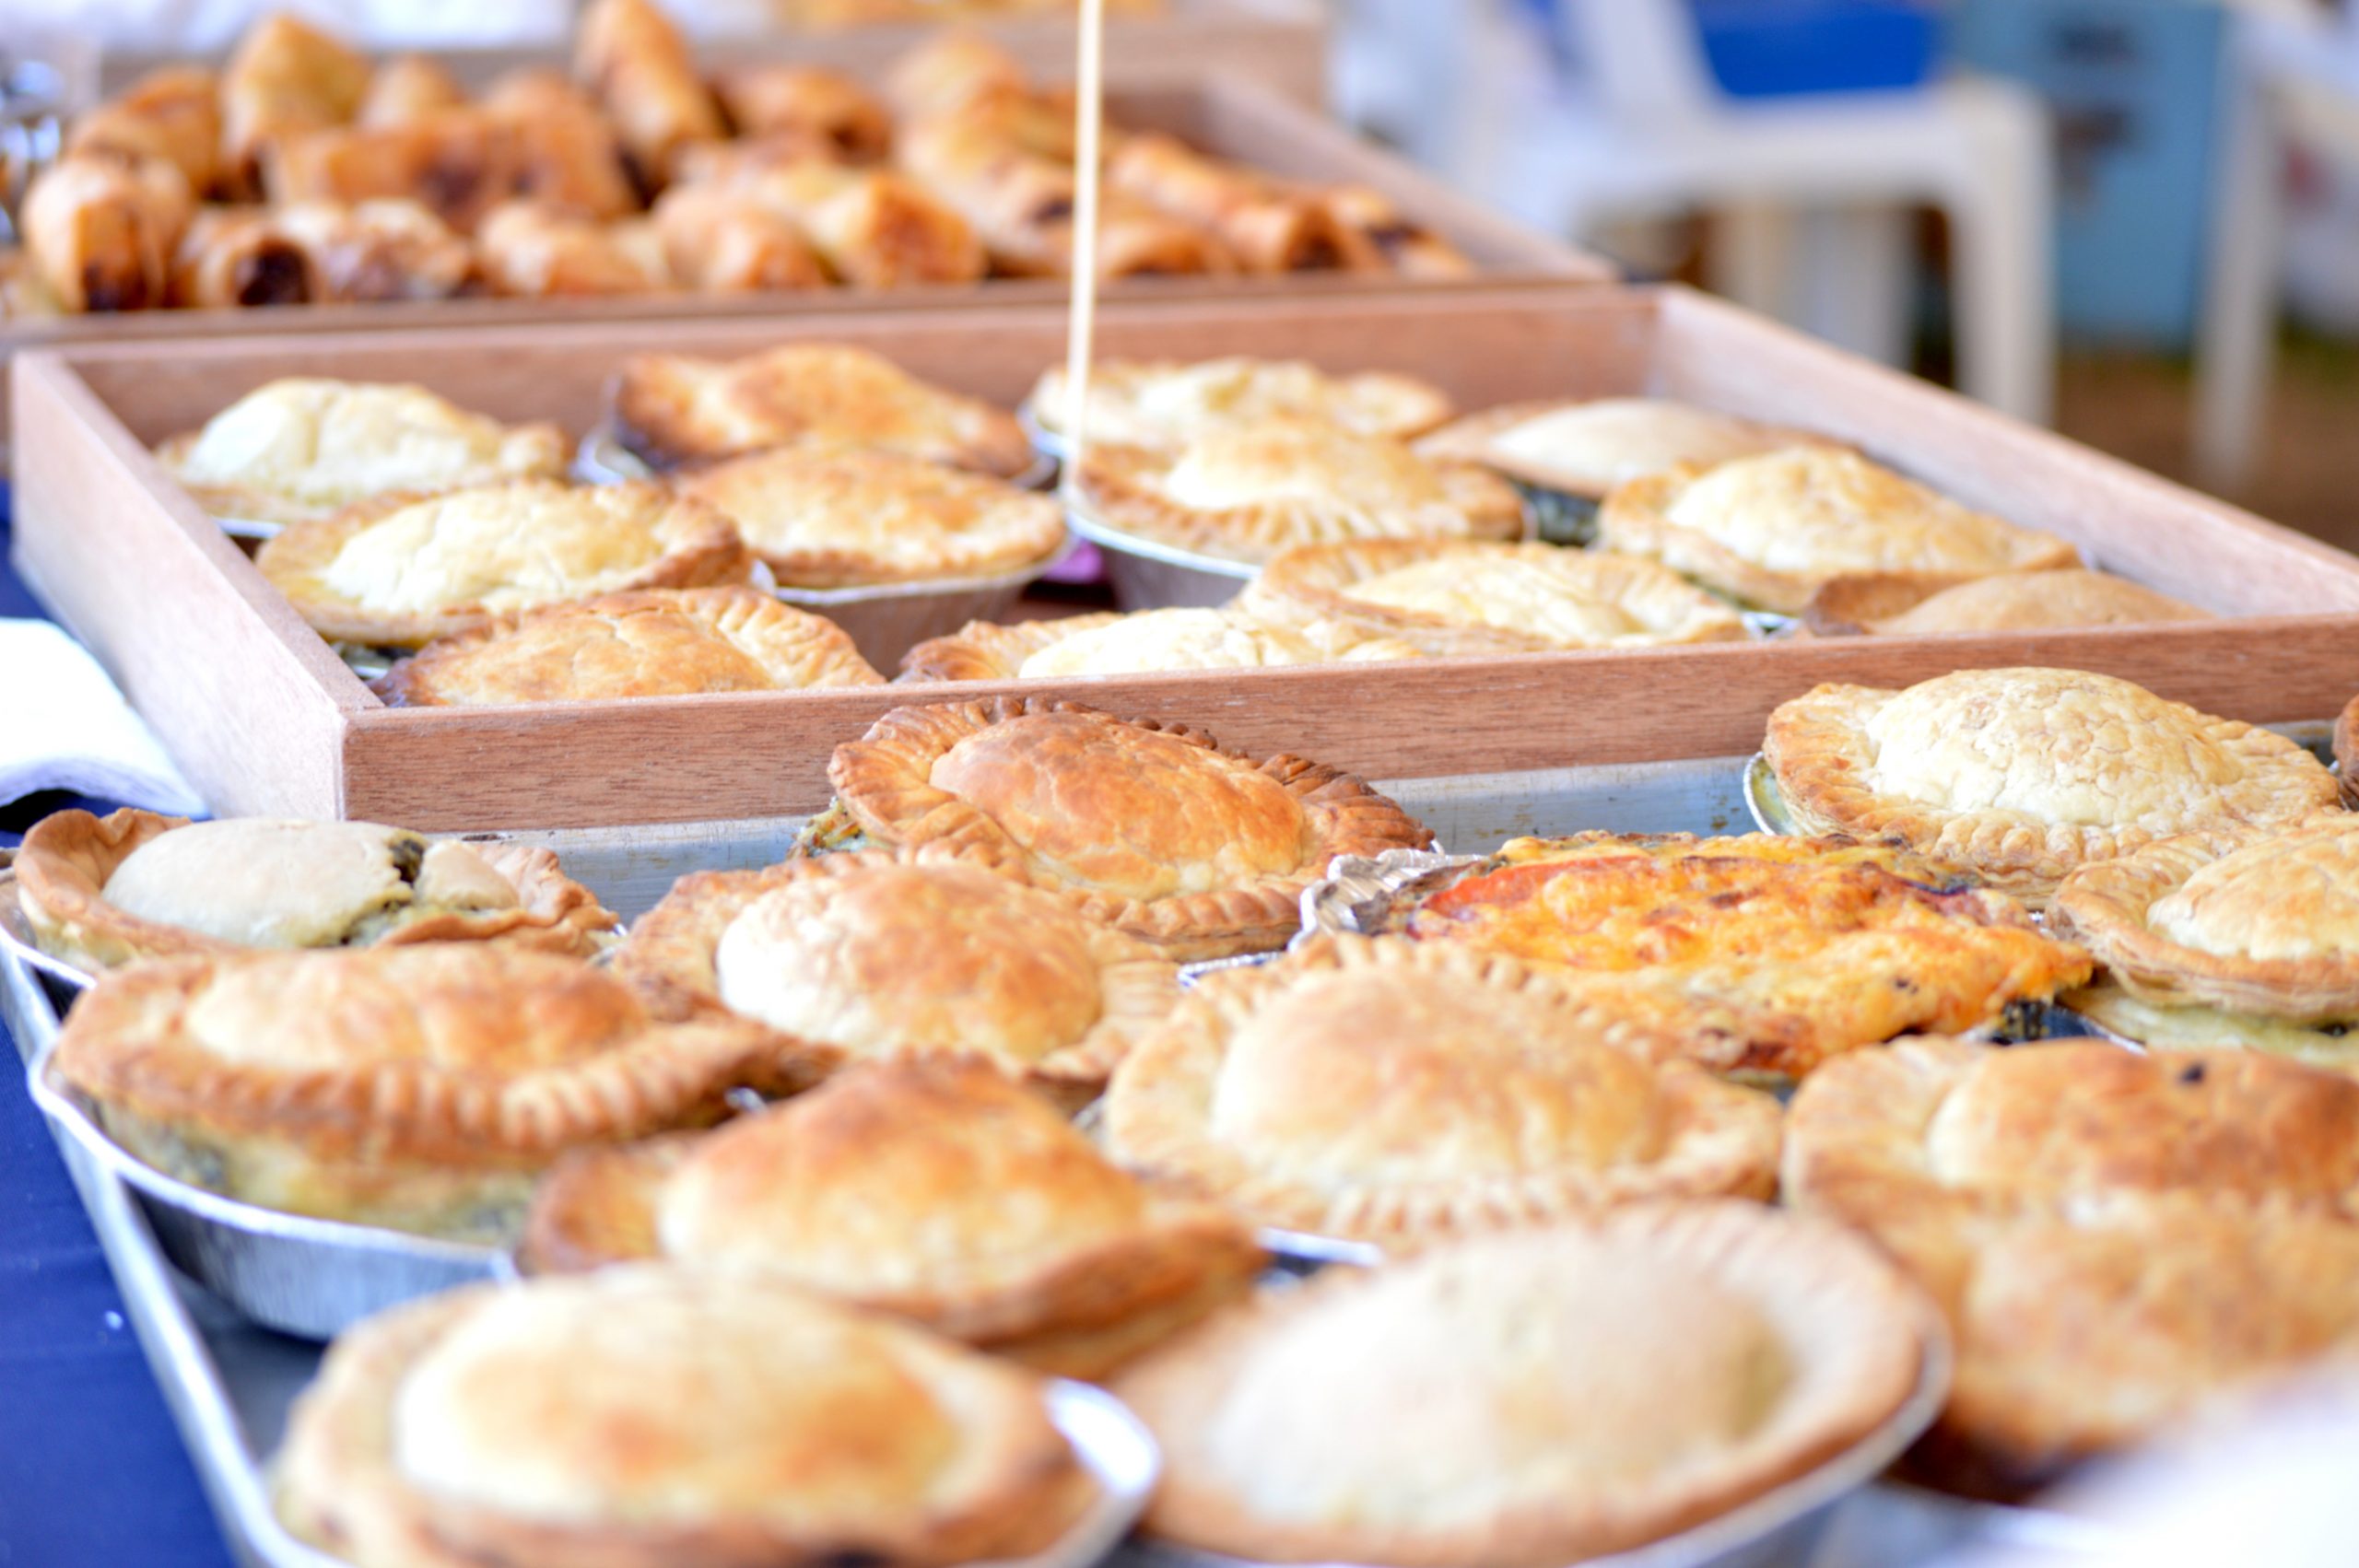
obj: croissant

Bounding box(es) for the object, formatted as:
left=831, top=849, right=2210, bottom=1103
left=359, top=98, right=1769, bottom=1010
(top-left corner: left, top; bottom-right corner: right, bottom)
left=475, top=200, right=672, bottom=296
left=358, top=55, right=467, bottom=128
left=650, top=186, right=827, bottom=292
left=480, top=70, right=639, bottom=223
left=219, top=13, right=372, bottom=201
left=22, top=153, right=194, bottom=312
left=713, top=65, right=891, bottom=163
left=170, top=205, right=316, bottom=308
left=1107, top=134, right=1350, bottom=274
left=264, top=111, right=526, bottom=234
left=65, top=67, right=222, bottom=196
left=1320, top=184, right=1473, bottom=278
left=272, top=199, right=478, bottom=301
left=573, top=0, right=725, bottom=190
left=705, top=162, right=984, bottom=288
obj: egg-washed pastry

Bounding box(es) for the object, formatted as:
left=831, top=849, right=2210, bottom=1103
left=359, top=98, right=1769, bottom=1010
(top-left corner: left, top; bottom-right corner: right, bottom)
left=477, top=67, right=641, bottom=223
left=355, top=54, right=466, bottom=129
left=21, top=153, right=194, bottom=313
left=14, top=810, right=615, bottom=973
left=1107, top=133, right=1356, bottom=274
left=475, top=199, right=674, bottom=296
left=1598, top=447, right=2079, bottom=614
left=649, top=185, right=829, bottom=293
left=259, top=478, right=750, bottom=649
left=270, top=198, right=478, bottom=303
left=1787, top=1038, right=2359, bottom=1493
left=675, top=447, right=1063, bottom=588
left=572, top=0, right=727, bottom=186
left=1417, top=396, right=1836, bottom=502
left=809, top=698, right=1432, bottom=961
left=1027, top=357, right=1453, bottom=452
left=881, top=31, right=1033, bottom=121
left=65, top=65, right=223, bottom=196
left=276, top=1270, right=1098, bottom=1568
left=264, top=111, right=530, bottom=233
left=1318, top=183, right=1473, bottom=277
left=1765, top=668, right=2340, bottom=907
left=713, top=64, right=893, bottom=162
left=689, top=162, right=987, bottom=289
left=47, top=944, right=812, bottom=1238
left=155, top=379, right=569, bottom=527
left=521, top=1059, right=1262, bottom=1376
left=898, top=606, right=1418, bottom=683
left=219, top=13, right=372, bottom=200
left=1114, top=1203, right=1933, bottom=1566
left=1803, top=568, right=2211, bottom=637
left=170, top=206, right=317, bottom=309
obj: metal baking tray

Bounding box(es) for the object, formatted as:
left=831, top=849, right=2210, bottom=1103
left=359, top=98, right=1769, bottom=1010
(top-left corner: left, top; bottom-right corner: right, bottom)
left=1060, top=496, right=1258, bottom=612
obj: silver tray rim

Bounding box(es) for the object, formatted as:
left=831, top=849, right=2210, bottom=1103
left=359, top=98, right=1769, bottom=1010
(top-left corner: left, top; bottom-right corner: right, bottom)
left=1060, top=496, right=1262, bottom=583
left=576, top=424, right=1062, bottom=496
left=0, top=867, right=95, bottom=992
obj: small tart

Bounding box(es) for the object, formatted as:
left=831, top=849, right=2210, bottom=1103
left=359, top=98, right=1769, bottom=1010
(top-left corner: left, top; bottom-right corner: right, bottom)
left=608, top=342, right=1035, bottom=475
left=258, top=479, right=752, bottom=649
left=898, top=606, right=1419, bottom=683
left=1803, top=568, right=2210, bottom=638
left=1102, top=934, right=1782, bottom=1245
left=47, top=943, right=813, bottom=1239
left=611, top=849, right=1181, bottom=1103
left=1073, top=417, right=1526, bottom=567
left=276, top=1270, right=1097, bottom=1568
left=1027, top=357, right=1454, bottom=451
left=15, top=809, right=615, bottom=972
left=155, top=378, right=569, bottom=527
left=376, top=588, right=882, bottom=707
left=818, top=697, right=1434, bottom=961
left=520, top=1059, right=1264, bottom=1378
left=2064, top=980, right=2359, bottom=1069
left=1598, top=448, right=2079, bottom=614
left=1414, top=396, right=1833, bottom=501
left=1764, top=668, right=2340, bottom=906
left=674, top=446, right=1065, bottom=588
left=1112, top=1202, right=1933, bottom=1567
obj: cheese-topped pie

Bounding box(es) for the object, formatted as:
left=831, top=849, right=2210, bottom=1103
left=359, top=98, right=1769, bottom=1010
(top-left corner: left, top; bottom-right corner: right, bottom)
left=521, top=1059, right=1264, bottom=1377
left=811, top=698, right=1431, bottom=961
left=15, top=810, right=614, bottom=972
left=259, top=478, right=752, bottom=649
left=276, top=1270, right=1097, bottom=1568
left=614, top=849, right=1181, bottom=1104
left=1599, top=448, right=2079, bottom=614
left=155, top=379, right=569, bottom=526
left=1112, top=1203, right=1934, bottom=1566
left=898, top=606, right=1419, bottom=683
left=1415, top=396, right=1834, bottom=501
left=1765, top=668, right=2340, bottom=906
left=1786, top=1038, right=2359, bottom=1492
left=1026, top=357, right=1454, bottom=451
left=1803, top=568, right=2209, bottom=638
left=47, top=944, right=811, bottom=1238
left=1103, top=935, right=1781, bottom=1245
left=674, top=447, right=1065, bottom=588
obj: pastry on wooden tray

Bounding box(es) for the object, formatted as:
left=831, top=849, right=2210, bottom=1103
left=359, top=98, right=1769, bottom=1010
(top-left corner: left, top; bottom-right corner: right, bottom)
left=264, top=110, right=531, bottom=233
left=1112, top=1202, right=1934, bottom=1566
left=521, top=1058, right=1262, bottom=1376
left=475, top=199, right=674, bottom=296
left=1802, top=567, right=2211, bottom=637
left=573, top=0, right=727, bottom=186
left=1319, top=183, right=1473, bottom=277
left=64, top=65, right=223, bottom=195
left=683, top=161, right=987, bottom=289
left=218, top=13, right=372, bottom=200
left=713, top=64, right=894, bottom=162
left=355, top=54, right=466, bottom=129
left=477, top=67, right=641, bottom=222
left=1417, top=396, right=1834, bottom=502
left=169, top=206, right=318, bottom=309
left=20, top=153, right=194, bottom=313
left=898, top=606, right=1418, bottom=683
left=1764, top=667, right=2340, bottom=906
left=270, top=198, right=479, bottom=303
left=1027, top=357, right=1455, bottom=451
left=648, top=185, right=830, bottom=294
left=1106, top=133, right=1356, bottom=274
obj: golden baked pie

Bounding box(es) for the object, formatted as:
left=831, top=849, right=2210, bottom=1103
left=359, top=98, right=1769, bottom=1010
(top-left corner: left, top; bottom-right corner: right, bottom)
left=258, top=478, right=751, bottom=649
left=46, top=943, right=812, bottom=1238
left=1026, top=357, right=1454, bottom=451
left=612, top=849, right=1181, bottom=1104
left=1112, top=1202, right=1933, bottom=1566
left=154, top=379, right=569, bottom=527
left=674, top=447, right=1065, bottom=588
left=1786, top=1038, right=2359, bottom=1492
left=1381, top=832, right=2091, bottom=1079
left=1073, top=418, right=1526, bottom=567
left=520, top=1059, right=1264, bottom=1377
left=1598, top=448, right=2079, bottom=614
left=14, top=810, right=615, bottom=972
left=1802, top=568, right=2210, bottom=637
left=810, top=698, right=1433, bottom=961
left=898, top=606, right=1419, bottom=683
left=608, top=343, right=1035, bottom=475
left=276, top=1270, right=1097, bottom=1568
left=1103, top=935, right=1781, bottom=1245
left=1416, top=396, right=1834, bottom=501
left=1765, top=668, right=2341, bottom=906
left=376, top=587, right=882, bottom=706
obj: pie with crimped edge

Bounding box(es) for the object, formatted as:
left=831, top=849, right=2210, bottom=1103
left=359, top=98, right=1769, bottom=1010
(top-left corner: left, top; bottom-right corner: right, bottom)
left=896, top=606, right=1419, bottom=683
left=1763, top=668, right=2341, bottom=907
left=276, top=1269, right=1098, bottom=1568
left=14, top=810, right=616, bottom=972
left=257, top=478, right=751, bottom=649
left=1027, top=357, right=1455, bottom=451
left=1111, top=1200, right=1936, bottom=1568
left=1802, top=567, right=2209, bottom=638
left=810, top=697, right=1434, bottom=961
left=47, top=943, right=818, bottom=1240
left=519, top=1058, right=1264, bottom=1379
left=1414, top=395, right=1837, bottom=502
left=611, top=849, right=1181, bottom=1106
left=1785, top=1037, right=2359, bottom=1493
left=1597, top=447, right=2079, bottom=614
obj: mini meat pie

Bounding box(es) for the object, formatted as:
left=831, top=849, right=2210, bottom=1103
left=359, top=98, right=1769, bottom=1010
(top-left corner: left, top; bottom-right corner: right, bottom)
left=1027, top=357, right=1455, bottom=451
left=898, top=606, right=1418, bottom=683
left=1415, top=396, right=1834, bottom=502
left=1802, top=568, right=2210, bottom=638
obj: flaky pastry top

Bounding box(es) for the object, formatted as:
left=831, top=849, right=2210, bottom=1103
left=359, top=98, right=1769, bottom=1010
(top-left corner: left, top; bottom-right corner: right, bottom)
left=1027, top=357, right=1454, bottom=450
left=1414, top=396, right=1831, bottom=499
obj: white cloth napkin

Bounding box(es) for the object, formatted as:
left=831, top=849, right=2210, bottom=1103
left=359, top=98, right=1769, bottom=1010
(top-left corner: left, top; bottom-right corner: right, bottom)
left=0, top=619, right=204, bottom=816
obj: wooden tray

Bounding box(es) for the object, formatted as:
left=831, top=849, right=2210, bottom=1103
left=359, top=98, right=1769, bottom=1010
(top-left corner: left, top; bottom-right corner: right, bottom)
left=17, top=283, right=2359, bottom=832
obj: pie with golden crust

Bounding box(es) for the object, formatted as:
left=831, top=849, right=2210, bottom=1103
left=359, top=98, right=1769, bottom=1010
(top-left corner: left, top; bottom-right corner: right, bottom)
left=1802, top=568, right=2209, bottom=638
left=1598, top=448, right=2079, bottom=614
left=811, top=697, right=1434, bottom=961
left=375, top=588, right=883, bottom=707
left=896, top=606, right=1419, bottom=683
left=1026, top=357, right=1455, bottom=451
left=611, top=849, right=1181, bottom=1105
left=258, top=479, right=752, bottom=649
left=519, top=1059, right=1264, bottom=1378
left=46, top=943, right=816, bottom=1239
left=276, top=1270, right=1097, bottom=1568
left=1764, top=668, right=2341, bottom=906
left=14, top=810, right=615, bottom=972
left=1102, top=935, right=1782, bottom=1246
left=1785, top=1038, right=2359, bottom=1492
left=2061, top=981, right=2359, bottom=1067
left=1111, top=1202, right=1934, bottom=1567
left=1414, top=396, right=1836, bottom=501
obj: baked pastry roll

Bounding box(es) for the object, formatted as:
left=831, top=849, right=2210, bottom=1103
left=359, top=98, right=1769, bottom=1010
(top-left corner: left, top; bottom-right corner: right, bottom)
left=811, top=698, right=1433, bottom=960
left=15, top=810, right=614, bottom=973
left=271, top=199, right=478, bottom=302
left=1599, top=447, right=2079, bottom=614
left=219, top=13, right=372, bottom=201
left=475, top=199, right=673, bottom=296
left=356, top=55, right=466, bottom=128
left=613, top=849, right=1180, bottom=1102
left=649, top=186, right=829, bottom=293
left=1113, top=1203, right=1934, bottom=1564
left=714, top=65, right=892, bottom=162
left=1786, top=1038, right=2359, bottom=1491
left=675, top=447, right=1063, bottom=587
left=1108, top=134, right=1355, bottom=274
left=22, top=153, right=194, bottom=312
left=708, top=163, right=986, bottom=289
left=169, top=206, right=317, bottom=309
left=1319, top=183, right=1473, bottom=277
left=155, top=379, right=568, bottom=528
left=258, top=479, right=750, bottom=649
left=1764, top=668, right=2341, bottom=906
left=898, top=607, right=1417, bottom=683
left=65, top=66, right=223, bottom=196
left=1418, top=396, right=1833, bottom=502
left=883, top=31, right=1033, bottom=121
left=477, top=68, right=640, bottom=223
left=1027, top=357, right=1454, bottom=451
left=264, top=111, right=528, bottom=234
left=573, top=0, right=727, bottom=187
left=610, top=343, right=1034, bottom=475
left=1802, top=567, right=2211, bottom=637
left=276, top=1270, right=1097, bottom=1567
